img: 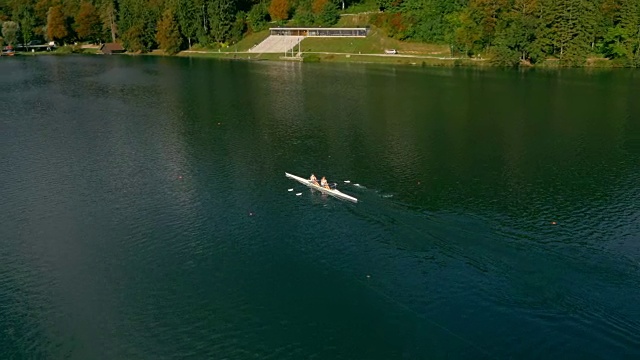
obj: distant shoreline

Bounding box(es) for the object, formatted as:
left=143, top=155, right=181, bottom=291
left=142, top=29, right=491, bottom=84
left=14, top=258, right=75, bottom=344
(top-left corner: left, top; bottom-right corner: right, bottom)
left=7, top=47, right=625, bottom=69
left=175, top=50, right=484, bottom=67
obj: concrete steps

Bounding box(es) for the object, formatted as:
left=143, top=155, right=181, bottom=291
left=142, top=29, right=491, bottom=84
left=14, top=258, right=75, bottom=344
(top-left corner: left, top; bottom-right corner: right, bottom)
left=248, top=36, right=305, bottom=53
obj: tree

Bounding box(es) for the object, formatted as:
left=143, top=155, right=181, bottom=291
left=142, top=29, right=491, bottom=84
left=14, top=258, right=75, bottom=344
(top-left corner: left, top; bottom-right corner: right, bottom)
left=47, top=5, right=67, bottom=42
left=312, top=0, right=328, bottom=14
left=1, top=20, right=18, bottom=45
left=156, top=8, right=182, bottom=54
left=455, top=8, right=483, bottom=54
left=316, top=0, right=339, bottom=26
left=118, top=0, right=161, bottom=52
left=35, top=0, right=55, bottom=31
left=492, top=0, right=540, bottom=65
left=122, top=23, right=144, bottom=51
left=548, top=0, right=595, bottom=65
left=292, top=0, right=315, bottom=26
left=455, top=0, right=510, bottom=55
left=177, top=0, right=200, bottom=48
left=229, top=11, right=246, bottom=44
left=601, top=0, right=639, bottom=63
left=376, top=0, right=396, bottom=12
left=444, top=11, right=463, bottom=56
left=208, top=0, right=236, bottom=43
left=268, top=0, right=290, bottom=21
left=247, top=2, right=269, bottom=32
left=527, top=0, right=594, bottom=65
left=75, top=2, right=101, bottom=42
left=15, top=5, right=36, bottom=46
left=100, top=0, right=117, bottom=42
left=400, top=0, right=467, bottom=43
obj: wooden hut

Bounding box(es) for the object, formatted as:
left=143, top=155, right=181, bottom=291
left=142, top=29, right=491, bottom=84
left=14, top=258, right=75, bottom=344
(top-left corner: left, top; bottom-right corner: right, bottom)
left=99, top=43, right=125, bottom=55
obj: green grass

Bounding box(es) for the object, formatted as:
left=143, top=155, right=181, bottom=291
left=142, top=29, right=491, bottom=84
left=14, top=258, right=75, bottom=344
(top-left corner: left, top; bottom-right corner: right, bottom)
left=80, top=47, right=99, bottom=54
left=340, top=0, right=379, bottom=15
left=233, top=30, right=271, bottom=52
left=299, top=26, right=449, bottom=56
left=187, top=30, right=271, bottom=53
left=16, top=45, right=98, bottom=55
left=336, top=13, right=373, bottom=27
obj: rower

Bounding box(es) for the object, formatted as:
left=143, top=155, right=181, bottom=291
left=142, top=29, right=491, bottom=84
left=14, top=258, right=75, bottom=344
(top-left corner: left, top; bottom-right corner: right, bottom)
left=320, top=176, right=330, bottom=190
left=310, top=174, right=319, bottom=186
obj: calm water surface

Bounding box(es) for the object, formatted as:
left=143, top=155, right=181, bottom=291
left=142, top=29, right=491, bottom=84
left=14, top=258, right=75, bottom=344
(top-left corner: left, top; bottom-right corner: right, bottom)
left=1, top=56, right=639, bottom=359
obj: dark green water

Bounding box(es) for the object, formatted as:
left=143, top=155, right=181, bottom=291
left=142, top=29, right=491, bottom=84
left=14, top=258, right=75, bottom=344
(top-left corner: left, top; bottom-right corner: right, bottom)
left=1, top=56, right=639, bottom=359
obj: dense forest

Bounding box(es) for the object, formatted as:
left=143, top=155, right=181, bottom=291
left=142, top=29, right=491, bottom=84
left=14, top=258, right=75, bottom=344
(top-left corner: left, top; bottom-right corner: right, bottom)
left=1, top=0, right=640, bottom=65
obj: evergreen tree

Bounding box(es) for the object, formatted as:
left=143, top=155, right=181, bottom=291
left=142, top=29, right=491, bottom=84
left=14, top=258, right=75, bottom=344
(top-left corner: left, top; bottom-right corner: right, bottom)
left=531, top=0, right=594, bottom=65
left=229, top=10, right=246, bottom=44
left=292, top=0, right=314, bottom=26
left=100, top=0, right=117, bottom=42
left=118, top=0, right=160, bottom=51
left=208, top=0, right=236, bottom=43
left=177, top=0, right=200, bottom=47
left=602, top=0, right=639, bottom=62
left=493, top=0, right=539, bottom=65
left=118, top=0, right=143, bottom=50
left=316, top=0, right=339, bottom=26
left=247, top=2, right=269, bottom=32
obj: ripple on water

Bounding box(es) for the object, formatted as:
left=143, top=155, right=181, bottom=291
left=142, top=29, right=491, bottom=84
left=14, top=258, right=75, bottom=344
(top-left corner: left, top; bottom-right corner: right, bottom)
left=1, top=57, right=639, bottom=359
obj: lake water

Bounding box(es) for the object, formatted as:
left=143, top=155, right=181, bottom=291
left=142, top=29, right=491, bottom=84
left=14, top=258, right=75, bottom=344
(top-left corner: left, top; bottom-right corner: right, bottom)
left=1, top=55, right=639, bottom=359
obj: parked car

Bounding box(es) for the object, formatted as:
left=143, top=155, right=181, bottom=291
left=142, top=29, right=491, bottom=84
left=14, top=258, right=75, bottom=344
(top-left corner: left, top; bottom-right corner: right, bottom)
left=384, top=49, right=398, bottom=54
left=27, top=39, right=45, bottom=46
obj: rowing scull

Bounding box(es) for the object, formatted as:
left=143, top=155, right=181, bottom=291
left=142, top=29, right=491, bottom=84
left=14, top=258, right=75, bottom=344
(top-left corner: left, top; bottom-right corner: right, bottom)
left=285, top=172, right=358, bottom=203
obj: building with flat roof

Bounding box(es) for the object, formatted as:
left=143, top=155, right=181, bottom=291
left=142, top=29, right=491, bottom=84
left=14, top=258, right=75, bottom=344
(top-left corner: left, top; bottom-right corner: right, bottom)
left=269, top=28, right=368, bottom=37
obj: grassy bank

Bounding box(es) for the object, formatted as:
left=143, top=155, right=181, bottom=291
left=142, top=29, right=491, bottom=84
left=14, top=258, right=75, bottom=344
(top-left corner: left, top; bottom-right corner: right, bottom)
left=187, top=30, right=270, bottom=53
left=15, top=46, right=99, bottom=56
left=301, top=53, right=480, bottom=67
left=176, top=26, right=463, bottom=67
left=299, top=28, right=449, bottom=56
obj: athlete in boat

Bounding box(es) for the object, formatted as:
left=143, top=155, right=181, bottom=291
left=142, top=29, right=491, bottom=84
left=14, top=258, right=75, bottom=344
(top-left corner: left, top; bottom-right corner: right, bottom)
left=310, top=174, right=319, bottom=186
left=320, top=176, right=330, bottom=190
